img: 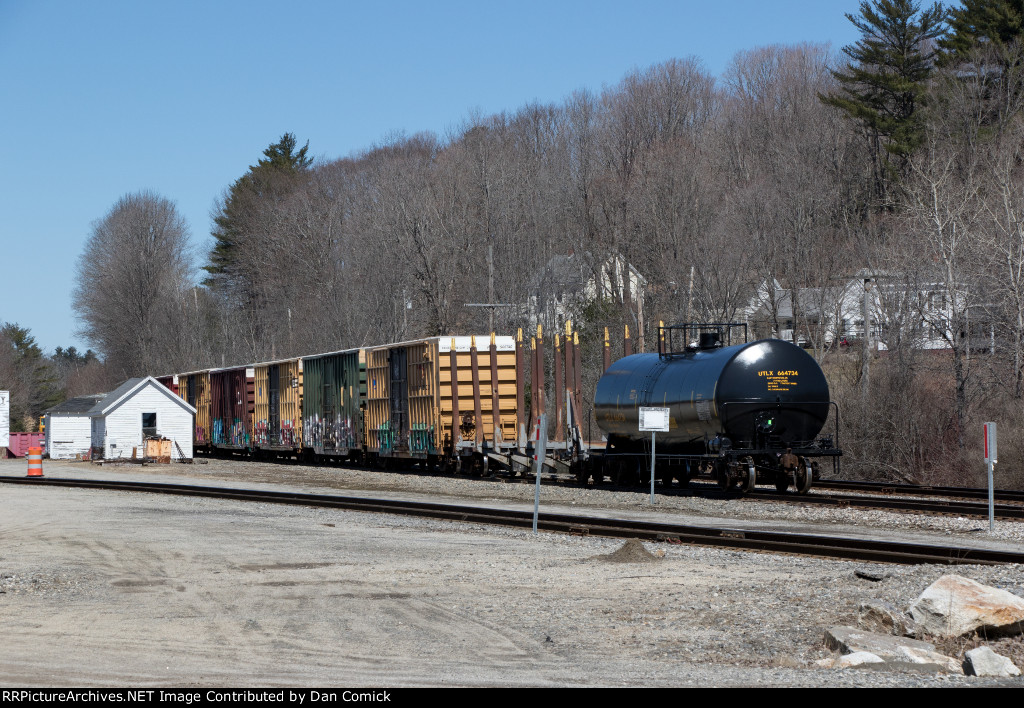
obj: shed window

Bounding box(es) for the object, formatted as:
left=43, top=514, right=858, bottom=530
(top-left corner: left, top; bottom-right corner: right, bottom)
left=142, top=412, right=157, bottom=438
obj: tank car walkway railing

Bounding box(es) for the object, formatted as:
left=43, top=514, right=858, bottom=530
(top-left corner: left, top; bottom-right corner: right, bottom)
left=3, top=476, right=1022, bottom=566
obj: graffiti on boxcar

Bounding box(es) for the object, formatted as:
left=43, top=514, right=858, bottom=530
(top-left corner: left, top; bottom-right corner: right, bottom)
left=253, top=419, right=298, bottom=448
left=303, top=413, right=359, bottom=453
left=410, top=423, right=436, bottom=454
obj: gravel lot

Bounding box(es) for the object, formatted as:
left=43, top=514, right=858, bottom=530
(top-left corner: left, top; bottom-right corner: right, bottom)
left=1, top=457, right=1022, bottom=687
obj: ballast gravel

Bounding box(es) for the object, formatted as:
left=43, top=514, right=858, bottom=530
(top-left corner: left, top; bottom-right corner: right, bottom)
left=1, top=457, right=1022, bottom=687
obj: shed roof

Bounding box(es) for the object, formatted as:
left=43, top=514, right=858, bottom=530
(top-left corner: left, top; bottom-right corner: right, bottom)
left=45, top=394, right=107, bottom=415
left=87, top=376, right=197, bottom=416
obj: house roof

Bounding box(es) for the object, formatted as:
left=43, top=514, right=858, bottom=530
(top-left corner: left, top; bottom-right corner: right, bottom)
left=45, top=394, right=107, bottom=415
left=87, top=376, right=197, bottom=417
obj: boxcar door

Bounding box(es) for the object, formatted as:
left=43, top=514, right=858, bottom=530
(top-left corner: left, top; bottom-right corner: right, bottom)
left=389, top=348, right=408, bottom=451
left=269, top=365, right=281, bottom=445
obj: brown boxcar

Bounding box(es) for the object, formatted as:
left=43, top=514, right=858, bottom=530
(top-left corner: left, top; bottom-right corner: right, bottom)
left=253, top=357, right=303, bottom=453
left=364, top=335, right=518, bottom=463
left=210, top=366, right=254, bottom=450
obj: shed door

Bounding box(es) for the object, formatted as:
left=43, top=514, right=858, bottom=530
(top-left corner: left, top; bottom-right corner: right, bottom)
left=389, top=349, right=408, bottom=449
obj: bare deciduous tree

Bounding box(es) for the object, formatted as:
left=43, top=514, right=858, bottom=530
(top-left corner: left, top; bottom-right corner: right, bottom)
left=73, top=191, right=196, bottom=377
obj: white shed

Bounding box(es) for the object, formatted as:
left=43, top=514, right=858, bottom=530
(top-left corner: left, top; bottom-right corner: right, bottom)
left=88, top=377, right=196, bottom=460
left=44, top=394, right=106, bottom=460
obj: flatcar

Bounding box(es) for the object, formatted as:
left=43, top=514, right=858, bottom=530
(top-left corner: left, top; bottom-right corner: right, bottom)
left=593, top=324, right=839, bottom=493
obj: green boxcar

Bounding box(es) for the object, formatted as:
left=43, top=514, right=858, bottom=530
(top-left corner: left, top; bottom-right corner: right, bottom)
left=301, top=348, right=366, bottom=458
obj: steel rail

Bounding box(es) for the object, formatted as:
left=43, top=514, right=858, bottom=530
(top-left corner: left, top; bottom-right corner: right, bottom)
left=813, top=479, right=1024, bottom=504
left=3, top=476, right=1022, bottom=566
left=745, top=489, right=1024, bottom=521
left=507, top=474, right=1024, bottom=521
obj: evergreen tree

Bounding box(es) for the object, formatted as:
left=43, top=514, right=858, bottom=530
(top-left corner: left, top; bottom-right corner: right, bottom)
left=0, top=324, right=61, bottom=431
left=821, top=0, right=947, bottom=197
left=204, top=133, right=312, bottom=284
left=940, top=0, right=1024, bottom=62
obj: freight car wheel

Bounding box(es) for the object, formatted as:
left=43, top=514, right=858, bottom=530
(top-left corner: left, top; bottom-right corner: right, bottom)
left=741, top=457, right=757, bottom=493
left=658, top=470, right=672, bottom=487
left=614, top=460, right=640, bottom=487
left=716, top=461, right=739, bottom=490
left=795, top=459, right=813, bottom=495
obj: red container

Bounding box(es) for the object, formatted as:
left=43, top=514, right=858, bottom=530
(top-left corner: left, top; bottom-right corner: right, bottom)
left=156, top=374, right=179, bottom=396
left=7, top=432, right=45, bottom=458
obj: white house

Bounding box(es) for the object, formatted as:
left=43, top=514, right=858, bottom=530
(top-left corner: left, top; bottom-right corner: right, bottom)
left=740, top=271, right=966, bottom=351
left=528, top=251, right=648, bottom=338
left=88, top=377, right=196, bottom=460
left=44, top=394, right=106, bottom=460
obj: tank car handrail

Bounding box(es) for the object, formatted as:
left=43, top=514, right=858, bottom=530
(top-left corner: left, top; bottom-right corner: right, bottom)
left=658, top=322, right=748, bottom=358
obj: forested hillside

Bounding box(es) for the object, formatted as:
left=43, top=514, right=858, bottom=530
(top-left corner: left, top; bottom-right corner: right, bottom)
left=58, top=0, right=1024, bottom=486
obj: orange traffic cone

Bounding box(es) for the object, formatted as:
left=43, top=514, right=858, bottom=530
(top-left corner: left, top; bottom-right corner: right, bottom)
left=26, top=446, right=43, bottom=477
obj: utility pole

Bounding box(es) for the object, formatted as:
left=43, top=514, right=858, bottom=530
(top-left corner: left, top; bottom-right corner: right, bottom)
left=465, top=241, right=516, bottom=329
left=862, top=277, right=872, bottom=402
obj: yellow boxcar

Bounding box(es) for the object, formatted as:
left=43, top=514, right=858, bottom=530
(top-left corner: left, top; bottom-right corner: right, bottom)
left=253, top=357, right=303, bottom=453
left=364, top=335, right=518, bottom=461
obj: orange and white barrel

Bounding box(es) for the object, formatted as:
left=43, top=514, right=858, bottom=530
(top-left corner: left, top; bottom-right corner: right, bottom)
left=26, top=446, right=43, bottom=477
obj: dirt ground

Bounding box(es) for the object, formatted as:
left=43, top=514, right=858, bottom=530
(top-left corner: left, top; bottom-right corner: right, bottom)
left=1, top=460, right=1021, bottom=687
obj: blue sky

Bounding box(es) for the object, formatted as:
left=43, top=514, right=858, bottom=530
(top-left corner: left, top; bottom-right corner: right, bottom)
left=0, top=0, right=866, bottom=355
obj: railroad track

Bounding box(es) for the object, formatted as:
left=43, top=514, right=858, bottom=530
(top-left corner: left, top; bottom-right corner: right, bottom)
left=814, top=479, right=1024, bottom=504
left=3, top=475, right=1023, bottom=566
left=750, top=489, right=1024, bottom=521
left=125, top=455, right=1024, bottom=522
left=495, top=472, right=1024, bottom=521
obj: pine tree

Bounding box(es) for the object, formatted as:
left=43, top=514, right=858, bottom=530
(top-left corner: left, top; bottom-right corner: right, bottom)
left=821, top=0, right=947, bottom=197
left=204, top=133, right=312, bottom=284
left=0, top=324, right=61, bottom=430
left=940, top=0, right=1024, bottom=62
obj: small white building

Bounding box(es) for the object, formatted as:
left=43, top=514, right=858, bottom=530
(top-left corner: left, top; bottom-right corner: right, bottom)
left=44, top=394, right=106, bottom=460
left=89, top=377, right=196, bottom=460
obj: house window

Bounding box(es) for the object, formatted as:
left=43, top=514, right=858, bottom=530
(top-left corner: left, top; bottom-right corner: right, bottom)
left=142, top=412, right=157, bottom=438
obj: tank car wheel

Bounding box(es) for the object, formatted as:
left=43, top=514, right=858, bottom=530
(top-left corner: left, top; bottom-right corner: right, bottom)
left=615, top=460, right=640, bottom=487
left=795, top=459, right=813, bottom=495
left=741, top=457, right=757, bottom=493
left=774, top=474, right=790, bottom=493
left=716, top=461, right=738, bottom=490
left=658, top=466, right=673, bottom=487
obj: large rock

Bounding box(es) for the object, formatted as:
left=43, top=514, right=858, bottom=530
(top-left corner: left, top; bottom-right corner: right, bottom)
left=909, top=575, right=1024, bottom=639
left=825, top=626, right=962, bottom=673
left=963, top=647, right=1021, bottom=678
left=858, top=600, right=914, bottom=636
